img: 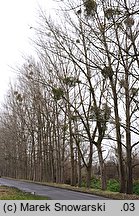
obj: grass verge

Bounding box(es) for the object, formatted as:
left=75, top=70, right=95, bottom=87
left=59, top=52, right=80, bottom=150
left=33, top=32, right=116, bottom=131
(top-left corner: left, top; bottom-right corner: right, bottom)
left=0, top=186, right=49, bottom=200
left=37, top=182, right=139, bottom=200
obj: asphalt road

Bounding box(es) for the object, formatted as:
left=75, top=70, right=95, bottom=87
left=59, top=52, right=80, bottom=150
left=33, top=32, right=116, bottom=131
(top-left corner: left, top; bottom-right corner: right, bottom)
left=0, top=178, right=108, bottom=200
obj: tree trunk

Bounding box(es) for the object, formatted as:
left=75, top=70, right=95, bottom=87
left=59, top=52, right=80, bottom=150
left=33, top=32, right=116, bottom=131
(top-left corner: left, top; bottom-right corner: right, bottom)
left=86, top=139, right=93, bottom=188
left=67, top=95, right=75, bottom=186
left=126, top=148, right=133, bottom=194
left=97, top=147, right=107, bottom=190
left=125, top=66, right=133, bottom=194
left=86, top=165, right=92, bottom=188
left=111, top=80, right=126, bottom=193
left=77, top=146, right=82, bottom=187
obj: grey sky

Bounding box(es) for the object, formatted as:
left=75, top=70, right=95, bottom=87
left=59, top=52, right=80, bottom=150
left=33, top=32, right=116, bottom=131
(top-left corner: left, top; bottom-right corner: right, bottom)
left=0, top=0, right=55, bottom=102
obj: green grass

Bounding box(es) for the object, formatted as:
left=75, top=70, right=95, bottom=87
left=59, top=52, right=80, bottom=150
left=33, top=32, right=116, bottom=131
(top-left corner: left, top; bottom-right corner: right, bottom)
left=107, top=179, right=120, bottom=192
left=106, top=179, right=139, bottom=195
left=133, top=180, right=139, bottom=195
left=82, top=177, right=139, bottom=195
left=0, top=186, right=49, bottom=200
left=31, top=180, right=139, bottom=200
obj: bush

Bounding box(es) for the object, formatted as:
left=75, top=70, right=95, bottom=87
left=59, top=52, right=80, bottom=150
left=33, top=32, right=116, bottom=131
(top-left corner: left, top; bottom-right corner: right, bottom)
left=90, top=177, right=101, bottom=189
left=81, top=176, right=101, bottom=189
left=107, top=179, right=120, bottom=192
left=81, top=177, right=139, bottom=195
left=133, top=181, right=139, bottom=195
left=107, top=179, right=139, bottom=194
left=81, top=179, right=86, bottom=187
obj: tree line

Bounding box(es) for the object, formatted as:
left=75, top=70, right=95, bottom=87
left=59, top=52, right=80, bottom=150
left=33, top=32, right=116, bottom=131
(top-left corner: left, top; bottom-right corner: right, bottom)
left=0, top=0, right=139, bottom=194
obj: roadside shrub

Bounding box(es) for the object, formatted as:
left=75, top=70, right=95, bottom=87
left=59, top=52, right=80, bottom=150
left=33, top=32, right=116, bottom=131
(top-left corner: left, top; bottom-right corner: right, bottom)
left=90, top=177, right=101, bottom=189
left=81, top=176, right=101, bottom=189
left=107, top=179, right=120, bottom=192
left=133, top=180, right=139, bottom=195
left=81, top=180, right=86, bottom=187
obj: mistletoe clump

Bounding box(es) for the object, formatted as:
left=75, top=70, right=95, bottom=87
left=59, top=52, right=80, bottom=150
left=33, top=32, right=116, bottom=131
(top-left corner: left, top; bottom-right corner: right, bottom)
left=124, top=17, right=134, bottom=27
left=52, top=87, right=64, bottom=101
left=14, top=91, right=23, bottom=104
left=131, top=87, right=138, bottom=96
left=104, top=7, right=122, bottom=20
left=89, top=104, right=111, bottom=126
left=101, top=66, right=114, bottom=79
left=119, top=79, right=126, bottom=88
left=83, top=0, right=97, bottom=17
left=63, top=76, right=81, bottom=87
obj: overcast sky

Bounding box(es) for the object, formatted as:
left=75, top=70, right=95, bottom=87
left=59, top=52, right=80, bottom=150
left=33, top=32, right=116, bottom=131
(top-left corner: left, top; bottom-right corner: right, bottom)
left=0, top=0, right=55, bottom=102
